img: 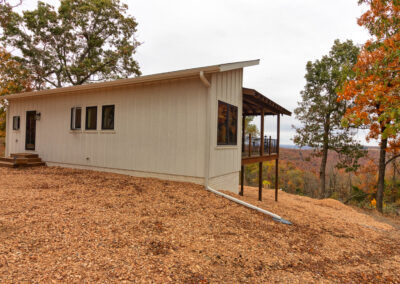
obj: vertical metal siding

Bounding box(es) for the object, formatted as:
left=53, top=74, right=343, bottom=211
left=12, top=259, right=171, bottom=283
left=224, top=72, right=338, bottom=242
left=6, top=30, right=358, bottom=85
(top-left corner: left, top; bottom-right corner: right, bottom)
left=7, top=78, right=207, bottom=178
left=209, top=69, right=243, bottom=179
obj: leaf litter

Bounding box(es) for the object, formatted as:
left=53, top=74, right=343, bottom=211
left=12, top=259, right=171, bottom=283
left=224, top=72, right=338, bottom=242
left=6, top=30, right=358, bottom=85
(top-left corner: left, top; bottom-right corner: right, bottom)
left=0, top=167, right=399, bottom=283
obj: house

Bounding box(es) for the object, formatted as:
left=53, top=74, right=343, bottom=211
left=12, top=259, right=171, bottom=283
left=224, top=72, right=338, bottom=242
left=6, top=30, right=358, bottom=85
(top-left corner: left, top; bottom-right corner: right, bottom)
left=4, top=60, right=291, bottom=199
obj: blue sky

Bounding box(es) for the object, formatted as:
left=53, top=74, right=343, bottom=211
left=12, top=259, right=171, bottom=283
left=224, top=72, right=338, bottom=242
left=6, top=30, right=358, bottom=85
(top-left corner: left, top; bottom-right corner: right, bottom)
left=15, top=0, right=373, bottom=145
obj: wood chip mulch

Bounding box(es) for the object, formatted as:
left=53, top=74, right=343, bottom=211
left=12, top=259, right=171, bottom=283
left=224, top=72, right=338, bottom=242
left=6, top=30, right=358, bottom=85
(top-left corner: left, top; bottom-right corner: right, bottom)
left=0, top=167, right=399, bottom=283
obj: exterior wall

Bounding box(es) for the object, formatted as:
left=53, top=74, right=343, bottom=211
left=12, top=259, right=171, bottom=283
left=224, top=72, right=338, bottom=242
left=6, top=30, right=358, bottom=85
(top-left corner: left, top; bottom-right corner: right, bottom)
left=6, top=78, right=207, bottom=179
left=47, top=161, right=205, bottom=184
left=207, top=69, right=243, bottom=193
left=209, top=172, right=239, bottom=193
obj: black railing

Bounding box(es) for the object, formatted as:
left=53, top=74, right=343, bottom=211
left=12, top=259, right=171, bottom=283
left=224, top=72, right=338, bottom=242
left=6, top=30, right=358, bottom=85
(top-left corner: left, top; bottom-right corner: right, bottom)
left=242, top=135, right=277, bottom=158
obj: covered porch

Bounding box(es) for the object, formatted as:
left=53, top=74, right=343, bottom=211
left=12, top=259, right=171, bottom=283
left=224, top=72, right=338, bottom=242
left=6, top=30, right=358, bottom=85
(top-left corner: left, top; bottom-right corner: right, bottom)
left=240, top=88, right=291, bottom=201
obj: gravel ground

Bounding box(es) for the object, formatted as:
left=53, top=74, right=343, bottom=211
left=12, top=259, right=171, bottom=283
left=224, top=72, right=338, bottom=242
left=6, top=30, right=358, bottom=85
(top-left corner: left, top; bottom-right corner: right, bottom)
left=0, top=166, right=399, bottom=283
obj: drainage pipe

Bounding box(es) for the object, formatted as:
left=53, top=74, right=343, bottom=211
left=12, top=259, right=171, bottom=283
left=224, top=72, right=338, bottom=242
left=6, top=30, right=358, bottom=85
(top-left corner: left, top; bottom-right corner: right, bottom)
left=199, top=71, right=211, bottom=88
left=206, top=186, right=292, bottom=225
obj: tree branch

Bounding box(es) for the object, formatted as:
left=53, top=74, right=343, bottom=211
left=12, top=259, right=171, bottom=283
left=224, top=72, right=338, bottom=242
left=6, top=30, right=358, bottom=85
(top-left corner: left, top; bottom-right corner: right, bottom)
left=385, top=154, right=400, bottom=167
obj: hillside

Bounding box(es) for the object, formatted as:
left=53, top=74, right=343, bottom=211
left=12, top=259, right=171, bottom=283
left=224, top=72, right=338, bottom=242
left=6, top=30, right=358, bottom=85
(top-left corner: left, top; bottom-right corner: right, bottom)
left=0, top=167, right=399, bottom=283
left=279, top=147, right=380, bottom=174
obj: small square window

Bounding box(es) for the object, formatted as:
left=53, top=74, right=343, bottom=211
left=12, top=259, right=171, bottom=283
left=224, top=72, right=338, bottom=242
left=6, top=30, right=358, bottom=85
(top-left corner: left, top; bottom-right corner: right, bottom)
left=102, top=105, right=115, bottom=130
left=85, top=106, right=97, bottom=130
left=70, top=107, right=82, bottom=130
left=13, top=116, right=20, bottom=130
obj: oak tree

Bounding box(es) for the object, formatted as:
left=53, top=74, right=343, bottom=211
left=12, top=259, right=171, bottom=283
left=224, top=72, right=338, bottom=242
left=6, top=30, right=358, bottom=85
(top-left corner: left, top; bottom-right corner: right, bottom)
left=0, top=0, right=141, bottom=90
left=0, top=48, right=32, bottom=135
left=294, top=40, right=365, bottom=198
left=339, top=0, right=400, bottom=212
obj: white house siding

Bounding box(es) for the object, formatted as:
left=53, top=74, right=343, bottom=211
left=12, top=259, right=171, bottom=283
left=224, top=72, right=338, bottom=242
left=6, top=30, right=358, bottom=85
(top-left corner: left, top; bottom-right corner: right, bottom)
left=208, top=69, right=243, bottom=193
left=6, top=78, right=208, bottom=181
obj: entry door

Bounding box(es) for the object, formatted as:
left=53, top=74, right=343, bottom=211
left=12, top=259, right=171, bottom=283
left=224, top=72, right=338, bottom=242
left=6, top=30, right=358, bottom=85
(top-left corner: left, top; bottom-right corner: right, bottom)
left=25, top=111, right=36, bottom=150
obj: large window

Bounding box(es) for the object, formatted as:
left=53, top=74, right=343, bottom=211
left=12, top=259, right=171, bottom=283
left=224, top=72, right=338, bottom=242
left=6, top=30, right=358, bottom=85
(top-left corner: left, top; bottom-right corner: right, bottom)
left=217, top=101, right=238, bottom=145
left=102, top=105, right=115, bottom=130
left=85, top=106, right=97, bottom=130
left=13, top=116, right=20, bottom=130
left=70, top=107, right=82, bottom=130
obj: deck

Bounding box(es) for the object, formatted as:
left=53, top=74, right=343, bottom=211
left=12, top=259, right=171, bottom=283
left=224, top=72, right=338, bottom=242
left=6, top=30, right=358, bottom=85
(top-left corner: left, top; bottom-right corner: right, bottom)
left=241, top=136, right=278, bottom=165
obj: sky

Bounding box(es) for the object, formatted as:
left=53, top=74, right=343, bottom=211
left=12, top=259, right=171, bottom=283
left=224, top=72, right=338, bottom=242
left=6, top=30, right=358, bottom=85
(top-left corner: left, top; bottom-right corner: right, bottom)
left=14, top=0, right=373, bottom=145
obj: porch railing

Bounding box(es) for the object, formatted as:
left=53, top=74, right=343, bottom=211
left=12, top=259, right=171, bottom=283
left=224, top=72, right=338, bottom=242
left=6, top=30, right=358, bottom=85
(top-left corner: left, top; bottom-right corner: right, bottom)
left=242, top=135, right=277, bottom=158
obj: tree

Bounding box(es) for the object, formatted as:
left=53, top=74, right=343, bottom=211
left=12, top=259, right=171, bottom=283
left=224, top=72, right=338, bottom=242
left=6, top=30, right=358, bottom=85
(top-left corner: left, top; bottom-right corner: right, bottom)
left=244, top=116, right=259, bottom=137
left=339, top=0, right=400, bottom=212
left=293, top=40, right=366, bottom=198
left=0, top=48, right=32, bottom=135
left=0, top=0, right=141, bottom=90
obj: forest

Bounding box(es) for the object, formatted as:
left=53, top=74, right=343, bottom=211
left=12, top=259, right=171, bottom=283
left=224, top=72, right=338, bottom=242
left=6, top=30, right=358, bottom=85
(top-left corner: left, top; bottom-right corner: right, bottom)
left=244, top=146, right=400, bottom=215
left=245, top=0, right=400, bottom=216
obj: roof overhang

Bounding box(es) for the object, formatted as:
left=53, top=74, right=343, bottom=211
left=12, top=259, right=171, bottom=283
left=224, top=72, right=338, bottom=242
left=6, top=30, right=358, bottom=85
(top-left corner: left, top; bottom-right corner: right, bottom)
left=5, top=59, right=260, bottom=100
left=243, top=87, right=291, bottom=116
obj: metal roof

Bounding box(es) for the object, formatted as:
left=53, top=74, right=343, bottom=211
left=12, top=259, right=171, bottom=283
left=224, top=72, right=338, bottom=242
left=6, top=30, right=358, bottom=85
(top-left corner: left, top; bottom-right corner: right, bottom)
left=5, top=59, right=260, bottom=100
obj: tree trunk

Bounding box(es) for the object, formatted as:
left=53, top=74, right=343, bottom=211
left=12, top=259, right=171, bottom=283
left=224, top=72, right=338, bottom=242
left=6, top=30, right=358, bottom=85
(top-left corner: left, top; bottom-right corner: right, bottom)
left=319, top=144, right=329, bottom=198
left=377, top=137, right=387, bottom=213
left=393, top=161, right=397, bottom=203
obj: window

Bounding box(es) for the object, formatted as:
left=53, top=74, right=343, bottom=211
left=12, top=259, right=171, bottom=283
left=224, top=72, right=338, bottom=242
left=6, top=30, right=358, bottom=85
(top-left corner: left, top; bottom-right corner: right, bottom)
left=12, top=116, right=20, bottom=130
left=217, top=101, right=238, bottom=145
left=85, top=106, right=97, bottom=130
left=102, top=105, right=115, bottom=130
left=70, top=107, right=82, bottom=130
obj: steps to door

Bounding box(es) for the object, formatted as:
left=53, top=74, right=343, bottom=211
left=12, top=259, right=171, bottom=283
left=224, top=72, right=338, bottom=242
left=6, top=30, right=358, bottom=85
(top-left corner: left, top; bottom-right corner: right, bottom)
left=0, top=153, right=46, bottom=168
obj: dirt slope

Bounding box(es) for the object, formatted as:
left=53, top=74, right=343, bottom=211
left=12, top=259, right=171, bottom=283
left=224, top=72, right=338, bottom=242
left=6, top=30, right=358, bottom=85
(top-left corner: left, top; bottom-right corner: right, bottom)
left=0, top=167, right=399, bottom=283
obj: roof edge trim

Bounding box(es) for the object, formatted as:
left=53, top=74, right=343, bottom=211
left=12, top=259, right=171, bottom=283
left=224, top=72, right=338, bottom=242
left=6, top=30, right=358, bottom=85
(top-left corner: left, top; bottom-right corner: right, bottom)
left=6, top=59, right=260, bottom=100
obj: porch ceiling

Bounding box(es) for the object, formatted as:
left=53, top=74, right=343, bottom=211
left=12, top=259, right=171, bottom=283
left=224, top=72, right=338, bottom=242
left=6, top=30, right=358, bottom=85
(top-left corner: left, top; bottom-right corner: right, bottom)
left=242, top=88, right=292, bottom=116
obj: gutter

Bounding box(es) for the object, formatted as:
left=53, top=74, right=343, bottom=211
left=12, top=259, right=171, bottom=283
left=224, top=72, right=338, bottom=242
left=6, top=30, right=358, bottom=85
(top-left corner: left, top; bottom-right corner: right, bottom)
left=201, top=71, right=212, bottom=189
left=206, top=186, right=292, bottom=225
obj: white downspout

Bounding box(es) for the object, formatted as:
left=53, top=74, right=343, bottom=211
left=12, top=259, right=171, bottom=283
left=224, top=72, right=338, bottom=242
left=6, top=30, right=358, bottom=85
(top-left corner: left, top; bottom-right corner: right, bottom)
left=201, top=71, right=211, bottom=189
left=206, top=186, right=292, bottom=225
left=5, top=101, right=10, bottom=157
left=200, top=71, right=290, bottom=225
left=199, top=71, right=211, bottom=88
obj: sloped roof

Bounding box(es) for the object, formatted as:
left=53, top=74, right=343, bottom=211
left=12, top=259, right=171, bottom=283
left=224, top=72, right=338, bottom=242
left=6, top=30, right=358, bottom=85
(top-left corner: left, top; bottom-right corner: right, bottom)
left=5, top=60, right=260, bottom=100
left=242, top=87, right=291, bottom=116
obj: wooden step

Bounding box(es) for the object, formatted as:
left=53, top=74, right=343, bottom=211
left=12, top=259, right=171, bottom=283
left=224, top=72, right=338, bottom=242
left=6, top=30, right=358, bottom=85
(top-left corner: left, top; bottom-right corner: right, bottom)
left=0, top=157, right=29, bottom=165
left=23, top=162, right=46, bottom=167
left=11, top=153, right=39, bottom=159
left=0, top=161, right=16, bottom=168
left=2, top=153, right=46, bottom=168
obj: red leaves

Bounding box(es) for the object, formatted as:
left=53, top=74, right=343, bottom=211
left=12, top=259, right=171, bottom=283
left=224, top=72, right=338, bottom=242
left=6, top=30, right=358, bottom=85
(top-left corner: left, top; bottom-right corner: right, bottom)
left=338, top=0, right=400, bottom=143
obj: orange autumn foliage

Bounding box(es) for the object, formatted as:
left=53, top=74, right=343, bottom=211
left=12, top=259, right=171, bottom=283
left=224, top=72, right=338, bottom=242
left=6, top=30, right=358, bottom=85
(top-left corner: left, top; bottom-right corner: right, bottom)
left=339, top=0, right=400, bottom=143
left=355, top=159, right=378, bottom=195
left=0, top=48, right=32, bottom=135
left=339, top=0, right=400, bottom=212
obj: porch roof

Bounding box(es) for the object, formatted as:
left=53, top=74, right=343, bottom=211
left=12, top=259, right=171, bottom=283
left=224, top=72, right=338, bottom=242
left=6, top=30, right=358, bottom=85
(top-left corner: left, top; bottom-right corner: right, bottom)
left=242, top=88, right=291, bottom=116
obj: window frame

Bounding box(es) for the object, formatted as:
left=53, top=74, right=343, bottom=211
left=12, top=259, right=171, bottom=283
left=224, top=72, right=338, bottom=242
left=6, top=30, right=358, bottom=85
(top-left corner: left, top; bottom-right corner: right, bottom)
left=70, top=107, right=82, bottom=130
left=85, top=106, right=98, bottom=130
left=101, top=105, right=115, bottom=130
left=217, top=100, right=238, bottom=146
left=12, top=116, right=20, bottom=130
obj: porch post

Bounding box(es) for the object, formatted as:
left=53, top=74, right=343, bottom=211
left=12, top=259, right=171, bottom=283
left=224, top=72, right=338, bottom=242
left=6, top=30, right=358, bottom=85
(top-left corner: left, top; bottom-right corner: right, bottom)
left=259, top=162, right=262, bottom=201
left=275, top=114, right=280, bottom=202
left=260, top=109, right=264, bottom=156
left=240, top=114, right=245, bottom=196
left=259, top=109, right=264, bottom=201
